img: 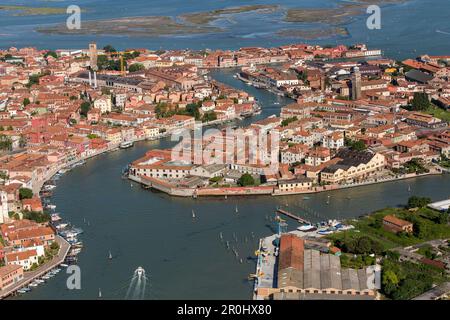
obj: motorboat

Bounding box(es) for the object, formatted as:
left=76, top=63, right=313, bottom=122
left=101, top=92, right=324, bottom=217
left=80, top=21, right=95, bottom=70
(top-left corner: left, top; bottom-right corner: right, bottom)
left=136, top=266, right=145, bottom=277
left=119, top=141, right=134, bottom=149
left=297, top=224, right=316, bottom=232
left=51, top=213, right=62, bottom=222
left=317, top=229, right=334, bottom=235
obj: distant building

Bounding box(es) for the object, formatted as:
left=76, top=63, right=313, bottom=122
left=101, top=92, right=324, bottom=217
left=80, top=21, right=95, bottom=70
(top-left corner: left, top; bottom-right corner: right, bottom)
left=382, top=215, right=413, bottom=233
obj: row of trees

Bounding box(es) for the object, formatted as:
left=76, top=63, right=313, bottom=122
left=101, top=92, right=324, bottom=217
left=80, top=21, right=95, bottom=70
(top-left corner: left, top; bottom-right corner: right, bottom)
left=334, top=235, right=384, bottom=255
left=382, top=254, right=444, bottom=300
left=155, top=101, right=218, bottom=123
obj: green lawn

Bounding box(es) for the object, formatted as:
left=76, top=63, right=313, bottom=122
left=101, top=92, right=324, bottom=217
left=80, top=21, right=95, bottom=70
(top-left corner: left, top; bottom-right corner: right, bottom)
left=425, top=105, right=450, bottom=122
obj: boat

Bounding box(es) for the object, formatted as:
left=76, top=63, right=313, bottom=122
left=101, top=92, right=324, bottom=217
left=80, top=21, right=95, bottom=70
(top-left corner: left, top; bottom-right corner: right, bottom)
left=297, top=224, right=316, bottom=232
left=29, top=282, right=39, bottom=287
left=42, top=275, right=51, bottom=280
left=35, top=279, right=45, bottom=283
left=119, top=141, right=134, bottom=149
left=235, top=205, right=238, bottom=214
left=51, top=213, right=62, bottom=222
left=192, top=209, right=196, bottom=219
left=17, top=289, right=28, bottom=294
left=55, top=223, right=68, bottom=230
left=109, top=250, right=113, bottom=260
left=303, top=196, right=310, bottom=200
left=317, top=229, right=334, bottom=235
left=60, top=264, right=69, bottom=268
left=136, top=266, right=145, bottom=277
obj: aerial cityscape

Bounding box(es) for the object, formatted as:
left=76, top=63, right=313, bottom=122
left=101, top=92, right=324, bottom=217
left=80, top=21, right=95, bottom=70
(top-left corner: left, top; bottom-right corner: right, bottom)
left=0, top=0, right=449, bottom=305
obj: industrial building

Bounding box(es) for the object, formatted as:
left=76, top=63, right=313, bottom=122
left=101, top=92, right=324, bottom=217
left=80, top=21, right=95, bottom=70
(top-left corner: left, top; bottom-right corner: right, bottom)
left=256, top=234, right=378, bottom=300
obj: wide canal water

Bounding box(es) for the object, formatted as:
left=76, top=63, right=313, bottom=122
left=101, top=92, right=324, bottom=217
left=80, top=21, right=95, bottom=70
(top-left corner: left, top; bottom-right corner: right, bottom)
left=18, top=69, right=450, bottom=300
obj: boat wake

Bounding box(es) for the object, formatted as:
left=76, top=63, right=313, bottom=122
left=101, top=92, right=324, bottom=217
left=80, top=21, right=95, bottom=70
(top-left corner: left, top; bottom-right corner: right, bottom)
left=436, top=29, right=450, bottom=36
left=125, top=267, right=148, bottom=300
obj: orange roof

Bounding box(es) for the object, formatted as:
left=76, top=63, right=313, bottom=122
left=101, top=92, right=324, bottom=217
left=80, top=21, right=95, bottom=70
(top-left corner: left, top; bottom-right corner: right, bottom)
left=5, top=249, right=37, bottom=262
left=383, top=215, right=412, bottom=227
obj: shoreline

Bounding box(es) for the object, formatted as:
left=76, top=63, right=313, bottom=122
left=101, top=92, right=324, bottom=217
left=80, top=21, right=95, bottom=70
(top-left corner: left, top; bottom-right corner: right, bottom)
left=128, top=170, right=446, bottom=198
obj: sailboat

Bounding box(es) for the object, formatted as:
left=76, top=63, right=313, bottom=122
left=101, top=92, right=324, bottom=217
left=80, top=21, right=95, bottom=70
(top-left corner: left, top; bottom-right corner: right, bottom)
left=235, top=205, right=238, bottom=214
left=108, top=250, right=112, bottom=260
left=192, top=210, right=196, bottom=219
left=219, top=232, right=223, bottom=240
left=408, top=185, right=411, bottom=192
left=98, top=288, right=102, bottom=298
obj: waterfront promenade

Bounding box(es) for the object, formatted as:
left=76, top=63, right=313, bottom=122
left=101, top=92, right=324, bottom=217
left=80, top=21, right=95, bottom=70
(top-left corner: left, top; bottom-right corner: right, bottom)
left=0, top=235, right=71, bottom=299
left=130, top=169, right=445, bottom=198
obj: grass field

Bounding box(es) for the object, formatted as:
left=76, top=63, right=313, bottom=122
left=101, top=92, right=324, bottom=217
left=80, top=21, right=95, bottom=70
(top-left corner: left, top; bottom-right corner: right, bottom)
left=425, top=105, right=450, bottom=122
left=328, top=207, right=450, bottom=251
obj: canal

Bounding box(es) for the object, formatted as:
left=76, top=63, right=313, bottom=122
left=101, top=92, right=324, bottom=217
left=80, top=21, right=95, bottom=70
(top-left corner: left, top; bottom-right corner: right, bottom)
left=19, top=70, right=450, bottom=300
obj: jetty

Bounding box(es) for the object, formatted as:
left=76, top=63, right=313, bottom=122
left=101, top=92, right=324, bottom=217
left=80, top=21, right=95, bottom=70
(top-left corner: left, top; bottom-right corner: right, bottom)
left=276, top=209, right=312, bottom=225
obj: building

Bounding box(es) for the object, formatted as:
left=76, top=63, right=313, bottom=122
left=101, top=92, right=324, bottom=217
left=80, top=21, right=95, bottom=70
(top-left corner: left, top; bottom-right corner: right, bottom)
left=259, top=234, right=377, bottom=300
left=277, top=177, right=313, bottom=193
left=0, top=265, right=24, bottom=291
left=5, top=249, right=39, bottom=271
left=320, top=150, right=385, bottom=184
left=382, top=215, right=413, bottom=234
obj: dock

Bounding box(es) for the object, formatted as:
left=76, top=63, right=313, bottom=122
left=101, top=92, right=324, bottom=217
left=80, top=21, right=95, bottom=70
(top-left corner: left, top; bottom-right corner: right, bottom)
left=276, top=209, right=312, bottom=225
left=0, top=235, right=71, bottom=299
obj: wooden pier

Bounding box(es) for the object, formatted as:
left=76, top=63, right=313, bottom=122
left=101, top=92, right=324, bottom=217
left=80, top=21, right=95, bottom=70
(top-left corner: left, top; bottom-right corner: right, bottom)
left=276, top=209, right=312, bottom=225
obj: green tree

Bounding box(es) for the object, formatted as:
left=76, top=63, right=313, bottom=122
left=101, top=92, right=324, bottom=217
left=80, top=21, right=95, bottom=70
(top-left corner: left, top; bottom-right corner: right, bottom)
left=19, top=188, right=33, bottom=200
left=407, top=196, right=431, bottom=209
left=44, top=51, right=58, bottom=59
left=19, top=134, right=27, bottom=148
left=128, top=63, right=145, bottom=73
left=23, top=97, right=31, bottom=107
left=0, top=134, right=12, bottom=151
left=103, top=45, right=116, bottom=53
left=80, top=101, right=91, bottom=117
left=237, top=173, right=255, bottom=187
left=281, top=116, right=298, bottom=127
left=410, top=92, right=431, bottom=111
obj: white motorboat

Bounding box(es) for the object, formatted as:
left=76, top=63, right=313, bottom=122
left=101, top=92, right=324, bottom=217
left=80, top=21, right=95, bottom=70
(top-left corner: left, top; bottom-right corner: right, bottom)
left=119, top=141, right=134, bottom=149
left=297, top=224, right=316, bottom=232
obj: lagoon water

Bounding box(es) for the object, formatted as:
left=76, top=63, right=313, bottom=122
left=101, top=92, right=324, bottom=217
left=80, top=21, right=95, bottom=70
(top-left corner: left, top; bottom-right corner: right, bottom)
left=0, top=0, right=449, bottom=59
left=17, top=69, right=450, bottom=300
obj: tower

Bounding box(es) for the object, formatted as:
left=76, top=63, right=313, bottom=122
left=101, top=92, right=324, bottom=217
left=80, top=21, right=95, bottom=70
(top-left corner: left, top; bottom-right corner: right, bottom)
left=89, top=42, right=98, bottom=71
left=351, top=66, right=362, bottom=100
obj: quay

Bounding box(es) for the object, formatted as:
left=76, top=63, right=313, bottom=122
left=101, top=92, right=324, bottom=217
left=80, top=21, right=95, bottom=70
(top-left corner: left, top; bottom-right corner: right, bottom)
left=276, top=209, right=311, bottom=225
left=0, top=236, right=71, bottom=299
